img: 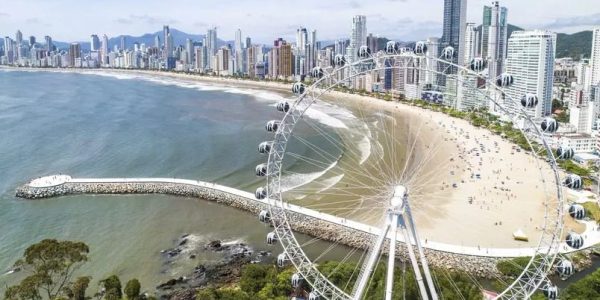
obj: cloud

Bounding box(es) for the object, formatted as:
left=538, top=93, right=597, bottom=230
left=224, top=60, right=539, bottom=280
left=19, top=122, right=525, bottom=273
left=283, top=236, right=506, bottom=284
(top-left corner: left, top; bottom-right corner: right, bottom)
left=115, top=14, right=178, bottom=26
left=0, top=12, right=9, bottom=17
left=193, top=21, right=208, bottom=27
left=544, top=13, right=600, bottom=29
left=348, top=0, right=362, bottom=9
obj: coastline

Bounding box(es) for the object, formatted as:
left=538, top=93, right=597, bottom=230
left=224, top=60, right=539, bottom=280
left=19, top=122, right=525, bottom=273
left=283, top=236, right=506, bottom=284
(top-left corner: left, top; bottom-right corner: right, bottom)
left=2, top=66, right=585, bottom=249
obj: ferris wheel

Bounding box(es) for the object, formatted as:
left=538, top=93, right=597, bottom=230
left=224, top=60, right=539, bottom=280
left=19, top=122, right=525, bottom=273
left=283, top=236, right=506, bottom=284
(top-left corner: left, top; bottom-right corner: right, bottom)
left=252, top=40, right=579, bottom=300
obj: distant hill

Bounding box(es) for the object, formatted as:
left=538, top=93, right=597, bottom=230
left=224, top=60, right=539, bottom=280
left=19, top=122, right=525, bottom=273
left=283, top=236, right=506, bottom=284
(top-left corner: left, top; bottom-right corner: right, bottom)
left=556, top=30, right=593, bottom=59
left=0, top=28, right=226, bottom=52
left=0, top=26, right=593, bottom=59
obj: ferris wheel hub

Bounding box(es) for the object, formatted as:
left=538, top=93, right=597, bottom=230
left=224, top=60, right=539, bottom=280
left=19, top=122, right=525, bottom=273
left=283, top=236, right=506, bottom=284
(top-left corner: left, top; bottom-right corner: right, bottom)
left=390, top=185, right=407, bottom=209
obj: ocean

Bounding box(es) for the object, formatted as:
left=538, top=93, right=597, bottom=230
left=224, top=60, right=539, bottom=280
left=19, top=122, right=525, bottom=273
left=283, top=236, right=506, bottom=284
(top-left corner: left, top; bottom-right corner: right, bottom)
left=0, top=69, right=362, bottom=291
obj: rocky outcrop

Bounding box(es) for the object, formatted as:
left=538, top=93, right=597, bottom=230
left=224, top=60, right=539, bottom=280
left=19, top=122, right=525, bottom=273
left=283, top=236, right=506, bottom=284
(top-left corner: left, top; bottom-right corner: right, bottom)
left=16, top=180, right=501, bottom=278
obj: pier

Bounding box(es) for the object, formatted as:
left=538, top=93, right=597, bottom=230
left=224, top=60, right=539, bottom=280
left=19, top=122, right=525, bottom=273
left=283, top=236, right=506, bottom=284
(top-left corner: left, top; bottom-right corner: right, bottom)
left=15, top=175, right=600, bottom=277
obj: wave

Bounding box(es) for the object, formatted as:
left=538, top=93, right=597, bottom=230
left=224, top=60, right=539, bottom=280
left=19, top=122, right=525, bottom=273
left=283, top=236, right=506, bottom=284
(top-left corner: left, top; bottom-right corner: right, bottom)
left=317, top=174, right=345, bottom=193
left=280, top=159, right=339, bottom=192
left=358, top=135, right=371, bottom=165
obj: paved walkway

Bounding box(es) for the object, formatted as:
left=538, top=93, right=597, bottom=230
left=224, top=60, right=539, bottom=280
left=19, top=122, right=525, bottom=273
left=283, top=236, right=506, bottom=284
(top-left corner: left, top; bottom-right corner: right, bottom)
left=28, top=175, right=600, bottom=258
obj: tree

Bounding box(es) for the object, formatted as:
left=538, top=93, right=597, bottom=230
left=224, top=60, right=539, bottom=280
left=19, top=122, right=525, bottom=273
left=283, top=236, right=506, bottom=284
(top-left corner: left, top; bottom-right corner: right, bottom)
left=124, top=279, right=141, bottom=300
left=100, top=275, right=122, bottom=300
left=6, top=239, right=89, bottom=300
left=63, top=276, right=91, bottom=300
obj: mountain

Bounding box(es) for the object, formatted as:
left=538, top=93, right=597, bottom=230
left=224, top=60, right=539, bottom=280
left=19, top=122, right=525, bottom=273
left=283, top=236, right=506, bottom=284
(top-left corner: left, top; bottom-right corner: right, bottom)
left=556, top=30, right=593, bottom=59
left=0, top=28, right=226, bottom=52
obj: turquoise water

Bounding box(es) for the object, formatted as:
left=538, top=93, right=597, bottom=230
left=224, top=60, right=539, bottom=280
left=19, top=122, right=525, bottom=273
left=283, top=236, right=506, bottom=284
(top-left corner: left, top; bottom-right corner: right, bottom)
left=0, top=70, right=351, bottom=292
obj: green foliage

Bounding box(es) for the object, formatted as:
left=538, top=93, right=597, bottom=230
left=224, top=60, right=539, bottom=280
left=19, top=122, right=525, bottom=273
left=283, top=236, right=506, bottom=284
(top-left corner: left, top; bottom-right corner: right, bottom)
left=496, top=257, right=531, bottom=278
left=561, top=267, right=600, bottom=299
left=64, top=276, right=91, bottom=300
left=558, top=159, right=591, bottom=177
left=196, top=287, right=251, bottom=300
left=5, top=239, right=89, bottom=300
left=101, top=275, right=122, bottom=300
left=239, top=264, right=275, bottom=295
left=556, top=30, right=593, bottom=59
left=583, top=202, right=600, bottom=223
left=124, top=279, right=141, bottom=300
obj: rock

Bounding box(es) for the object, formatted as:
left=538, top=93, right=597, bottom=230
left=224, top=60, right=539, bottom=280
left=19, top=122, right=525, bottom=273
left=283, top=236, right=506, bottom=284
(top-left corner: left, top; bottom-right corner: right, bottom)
left=189, top=254, right=196, bottom=259
left=178, top=239, right=188, bottom=246
left=208, top=240, right=221, bottom=249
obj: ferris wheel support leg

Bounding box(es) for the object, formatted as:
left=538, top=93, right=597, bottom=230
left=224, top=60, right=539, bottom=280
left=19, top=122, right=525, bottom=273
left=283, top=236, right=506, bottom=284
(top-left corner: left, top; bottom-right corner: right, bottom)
left=384, top=214, right=399, bottom=300
left=406, top=205, right=439, bottom=300
left=399, top=215, right=429, bottom=300
left=353, top=218, right=392, bottom=300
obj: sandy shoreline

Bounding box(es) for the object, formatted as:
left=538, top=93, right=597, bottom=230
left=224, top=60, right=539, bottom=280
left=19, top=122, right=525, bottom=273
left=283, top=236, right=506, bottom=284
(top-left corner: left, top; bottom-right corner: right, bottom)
left=2, top=67, right=575, bottom=248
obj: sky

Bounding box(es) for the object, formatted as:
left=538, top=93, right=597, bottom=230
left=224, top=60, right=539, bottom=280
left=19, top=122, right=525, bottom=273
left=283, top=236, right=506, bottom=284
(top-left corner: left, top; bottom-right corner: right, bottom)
left=0, top=0, right=599, bottom=43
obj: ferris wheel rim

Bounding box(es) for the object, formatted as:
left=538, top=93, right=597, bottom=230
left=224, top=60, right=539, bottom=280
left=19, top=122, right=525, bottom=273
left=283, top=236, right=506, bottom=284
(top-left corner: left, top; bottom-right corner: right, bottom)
left=261, top=52, right=564, bottom=300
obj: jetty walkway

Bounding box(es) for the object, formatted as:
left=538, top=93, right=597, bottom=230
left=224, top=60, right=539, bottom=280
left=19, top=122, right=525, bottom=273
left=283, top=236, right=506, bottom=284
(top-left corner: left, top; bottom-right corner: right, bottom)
left=16, top=175, right=599, bottom=264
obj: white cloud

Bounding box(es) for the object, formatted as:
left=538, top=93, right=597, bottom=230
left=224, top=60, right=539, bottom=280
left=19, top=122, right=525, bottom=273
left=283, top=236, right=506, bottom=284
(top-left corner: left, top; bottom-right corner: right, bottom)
left=0, top=0, right=598, bottom=43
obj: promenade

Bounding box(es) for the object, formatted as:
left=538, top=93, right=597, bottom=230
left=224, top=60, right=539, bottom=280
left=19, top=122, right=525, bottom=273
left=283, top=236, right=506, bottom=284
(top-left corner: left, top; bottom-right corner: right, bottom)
left=17, top=175, right=599, bottom=259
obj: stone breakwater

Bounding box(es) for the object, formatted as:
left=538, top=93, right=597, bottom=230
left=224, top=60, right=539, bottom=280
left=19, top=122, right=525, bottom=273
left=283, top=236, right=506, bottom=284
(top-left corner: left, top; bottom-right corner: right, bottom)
left=16, top=180, right=501, bottom=278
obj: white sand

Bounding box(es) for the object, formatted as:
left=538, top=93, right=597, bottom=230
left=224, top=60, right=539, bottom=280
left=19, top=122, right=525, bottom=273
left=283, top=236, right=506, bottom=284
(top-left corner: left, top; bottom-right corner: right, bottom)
left=6, top=67, right=573, bottom=248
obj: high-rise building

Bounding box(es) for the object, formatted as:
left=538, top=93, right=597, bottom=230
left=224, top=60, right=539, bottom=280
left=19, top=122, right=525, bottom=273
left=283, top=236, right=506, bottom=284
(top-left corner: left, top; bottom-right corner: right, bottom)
left=165, top=33, right=174, bottom=58
left=464, top=23, right=479, bottom=64
left=278, top=42, right=293, bottom=78
left=441, top=0, right=467, bottom=67
left=15, top=30, right=23, bottom=46
left=482, top=1, right=508, bottom=80
left=234, top=29, right=243, bottom=73
left=101, top=34, right=109, bottom=65
left=154, top=35, right=160, bottom=49
left=44, top=36, right=53, bottom=52
left=69, top=43, right=81, bottom=67
left=207, top=27, right=218, bottom=54
left=216, top=46, right=229, bottom=75
left=590, top=27, right=600, bottom=88
left=348, top=15, right=367, bottom=63
left=186, top=38, right=193, bottom=66
left=245, top=37, right=251, bottom=49
left=120, top=36, right=126, bottom=51
left=296, top=28, right=308, bottom=55
left=367, top=33, right=378, bottom=53
left=28, top=36, right=36, bottom=48
left=195, top=46, right=208, bottom=72
left=504, top=30, right=556, bottom=119
left=163, top=25, right=170, bottom=48
left=425, top=37, right=440, bottom=86
left=90, top=34, right=100, bottom=52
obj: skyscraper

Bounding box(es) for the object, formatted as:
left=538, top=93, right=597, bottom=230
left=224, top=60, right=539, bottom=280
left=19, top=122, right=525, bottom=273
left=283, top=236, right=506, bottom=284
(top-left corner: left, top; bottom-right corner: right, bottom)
left=166, top=33, right=174, bottom=58
left=163, top=25, right=170, bottom=48
left=482, top=1, right=508, bottom=80
left=464, top=23, right=479, bottom=64
left=296, top=28, right=308, bottom=55
left=154, top=35, right=160, bottom=49
left=15, top=30, right=23, bottom=46
left=347, top=15, right=367, bottom=65
left=186, top=38, right=194, bottom=66
left=120, top=36, right=126, bottom=51
left=101, top=35, right=109, bottom=65
left=234, top=29, right=243, bottom=73
left=28, top=36, right=35, bottom=48
left=44, top=36, right=53, bottom=52
left=69, top=43, right=81, bottom=67
left=590, top=27, right=600, bottom=88
left=441, top=0, right=467, bottom=67
left=206, top=27, right=218, bottom=54
left=505, top=30, right=556, bottom=118
left=90, top=34, right=100, bottom=52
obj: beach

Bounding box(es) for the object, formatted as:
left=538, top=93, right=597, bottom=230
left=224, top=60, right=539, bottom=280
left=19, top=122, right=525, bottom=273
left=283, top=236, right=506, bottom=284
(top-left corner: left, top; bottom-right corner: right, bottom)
left=2, top=67, right=577, bottom=248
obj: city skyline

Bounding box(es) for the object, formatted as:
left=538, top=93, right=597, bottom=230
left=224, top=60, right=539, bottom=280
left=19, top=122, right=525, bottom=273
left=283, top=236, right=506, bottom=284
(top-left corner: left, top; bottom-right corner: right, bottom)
left=0, top=0, right=598, bottom=43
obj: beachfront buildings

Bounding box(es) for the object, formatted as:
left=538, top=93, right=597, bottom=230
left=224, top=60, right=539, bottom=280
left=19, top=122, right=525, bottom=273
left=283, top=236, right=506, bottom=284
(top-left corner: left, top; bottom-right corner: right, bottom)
left=503, top=30, right=556, bottom=119
left=441, top=0, right=467, bottom=70
left=591, top=27, right=600, bottom=89
left=481, top=1, right=508, bottom=81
